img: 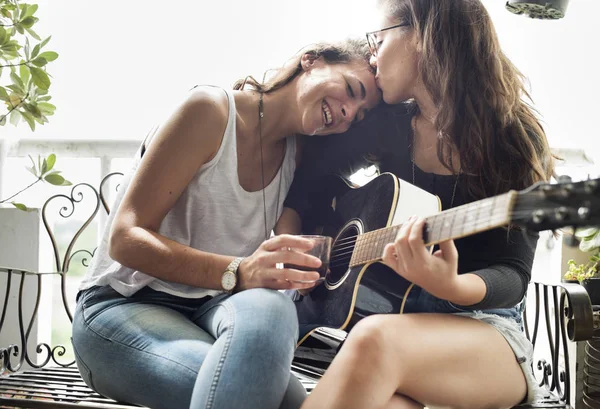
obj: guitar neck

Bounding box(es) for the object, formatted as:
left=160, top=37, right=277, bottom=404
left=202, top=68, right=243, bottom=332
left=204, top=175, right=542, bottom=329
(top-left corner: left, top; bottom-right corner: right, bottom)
left=349, top=191, right=516, bottom=267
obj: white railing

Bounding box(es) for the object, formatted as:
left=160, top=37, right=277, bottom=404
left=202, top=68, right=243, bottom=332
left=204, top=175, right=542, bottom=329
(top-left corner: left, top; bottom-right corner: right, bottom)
left=4, top=137, right=141, bottom=178
left=1, top=138, right=596, bottom=178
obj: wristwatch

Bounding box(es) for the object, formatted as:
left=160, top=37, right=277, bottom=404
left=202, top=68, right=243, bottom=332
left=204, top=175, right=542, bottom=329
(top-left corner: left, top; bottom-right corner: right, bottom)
left=221, top=257, right=244, bottom=293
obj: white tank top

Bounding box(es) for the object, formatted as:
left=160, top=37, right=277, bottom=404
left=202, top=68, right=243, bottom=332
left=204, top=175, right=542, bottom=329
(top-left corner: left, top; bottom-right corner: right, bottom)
left=80, top=88, right=297, bottom=298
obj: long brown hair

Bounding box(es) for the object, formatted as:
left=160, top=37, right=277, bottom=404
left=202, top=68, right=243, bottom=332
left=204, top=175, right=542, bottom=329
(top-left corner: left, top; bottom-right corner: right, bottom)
left=381, top=0, right=554, bottom=199
left=233, top=38, right=373, bottom=93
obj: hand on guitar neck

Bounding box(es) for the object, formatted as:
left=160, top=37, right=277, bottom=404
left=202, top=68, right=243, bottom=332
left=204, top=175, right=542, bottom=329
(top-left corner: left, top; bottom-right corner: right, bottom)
left=381, top=215, right=486, bottom=306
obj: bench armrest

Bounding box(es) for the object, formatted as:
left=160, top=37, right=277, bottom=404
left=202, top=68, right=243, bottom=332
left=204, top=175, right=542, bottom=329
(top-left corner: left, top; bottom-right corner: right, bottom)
left=530, top=281, right=595, bottom=342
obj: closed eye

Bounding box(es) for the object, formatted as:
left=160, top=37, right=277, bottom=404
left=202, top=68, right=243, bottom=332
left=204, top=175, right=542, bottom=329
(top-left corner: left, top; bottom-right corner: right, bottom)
left=346, top=80, right=355, bottom=98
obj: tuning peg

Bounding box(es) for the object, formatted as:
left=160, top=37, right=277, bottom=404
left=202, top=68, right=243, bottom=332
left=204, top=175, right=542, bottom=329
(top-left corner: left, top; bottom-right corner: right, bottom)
left=560, top=184, right=575, bottom=198
left=578, top=206, right=591, bottom=220
left=532, top=210, right=546, bottom=224
left=585, top=179, right=599, bottom=193
left=554, top=207, right=569, bottom=221
left=557, top=175, right=572, bottom=183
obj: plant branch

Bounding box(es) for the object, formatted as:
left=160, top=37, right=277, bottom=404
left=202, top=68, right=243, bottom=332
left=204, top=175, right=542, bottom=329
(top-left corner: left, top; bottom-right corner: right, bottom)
left=0, top=91, right=28, bottom=124
left=0, top=177, right=41, bottom=203
left=0, top=61, right=29, bottom=68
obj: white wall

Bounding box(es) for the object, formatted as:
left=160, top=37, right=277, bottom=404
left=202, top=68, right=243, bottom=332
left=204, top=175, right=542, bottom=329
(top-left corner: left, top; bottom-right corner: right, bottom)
left=2, top=0, right=599, bottom=156
left=0, top=208, right=52, bottom=368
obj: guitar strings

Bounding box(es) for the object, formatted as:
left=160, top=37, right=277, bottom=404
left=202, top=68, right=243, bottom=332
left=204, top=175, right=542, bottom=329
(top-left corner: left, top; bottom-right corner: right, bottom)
left=329, top=202, right=550, bottom=253
left=326, top=208, right=547, bottom=268
left=329, top=198, right=505, bottom=248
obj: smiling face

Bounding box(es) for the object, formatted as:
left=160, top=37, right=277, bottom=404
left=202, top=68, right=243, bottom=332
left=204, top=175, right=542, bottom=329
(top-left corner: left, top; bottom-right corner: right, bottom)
left=369, top=12, right=420, bottom=104
left=295, top=56, right=381, bottom=135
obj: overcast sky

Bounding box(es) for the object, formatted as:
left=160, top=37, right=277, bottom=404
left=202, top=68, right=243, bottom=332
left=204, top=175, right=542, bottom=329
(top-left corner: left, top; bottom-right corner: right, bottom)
left=2, top=0, right=599, bottom=156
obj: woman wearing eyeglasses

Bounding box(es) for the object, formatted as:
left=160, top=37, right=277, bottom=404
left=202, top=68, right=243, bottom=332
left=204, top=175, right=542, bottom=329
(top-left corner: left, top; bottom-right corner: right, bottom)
left=284, top=1, right=555, bottom=408
left=71, top=39, right=381, bottom=409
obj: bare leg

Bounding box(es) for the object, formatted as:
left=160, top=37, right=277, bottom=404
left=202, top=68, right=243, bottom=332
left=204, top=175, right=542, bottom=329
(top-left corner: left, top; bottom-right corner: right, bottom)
left=301, top=313, right=527, bottom=409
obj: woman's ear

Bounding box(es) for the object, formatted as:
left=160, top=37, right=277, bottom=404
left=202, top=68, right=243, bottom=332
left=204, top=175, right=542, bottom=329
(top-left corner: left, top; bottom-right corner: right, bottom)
left=300, top=53, right=321, bottom=71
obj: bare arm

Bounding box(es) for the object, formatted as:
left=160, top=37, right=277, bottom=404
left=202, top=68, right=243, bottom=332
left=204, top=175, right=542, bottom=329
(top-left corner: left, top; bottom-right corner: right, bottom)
left=109, top=89, right=322, bottom=291
left=109, top=88, right=233, bottom=290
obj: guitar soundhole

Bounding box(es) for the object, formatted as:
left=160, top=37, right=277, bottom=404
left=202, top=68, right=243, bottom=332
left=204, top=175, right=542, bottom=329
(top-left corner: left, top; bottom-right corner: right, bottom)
left=326, top=220, right=361, bottom=288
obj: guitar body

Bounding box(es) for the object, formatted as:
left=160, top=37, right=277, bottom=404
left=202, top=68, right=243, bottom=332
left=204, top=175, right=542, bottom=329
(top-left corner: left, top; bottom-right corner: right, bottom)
left=295, top=174, right=600, bottom=347
left=296, top=173, right=440, bottom=345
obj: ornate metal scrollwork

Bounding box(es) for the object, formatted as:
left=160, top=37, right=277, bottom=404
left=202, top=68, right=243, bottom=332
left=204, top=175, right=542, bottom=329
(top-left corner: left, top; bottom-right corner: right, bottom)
left=525, top=282, right=593, bottom=404
left=583, top=311, right=600, bottom=408
left=0, top=173, right=125, bottom=374
left=99, top=172, right=124, bottom=214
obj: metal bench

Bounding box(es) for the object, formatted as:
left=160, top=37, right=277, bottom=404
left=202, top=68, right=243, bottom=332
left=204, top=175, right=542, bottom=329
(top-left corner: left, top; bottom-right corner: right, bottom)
left=1, top=174, right=597, bottom=408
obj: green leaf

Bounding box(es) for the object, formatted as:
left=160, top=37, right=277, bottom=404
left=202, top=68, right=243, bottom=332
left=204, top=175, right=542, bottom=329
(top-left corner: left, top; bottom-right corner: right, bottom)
left=40, top=36, right=51, bottom=49
left=31, top=43, right=40, bottom=59
left=31, top=56, right=47, bottom=67
left=25, top=27, right=41, bottom=41
left=21, top=110, right=35, bottom=130
left=41, top=157, right=47, bottom=174
left=46, top=153, right=56, bottom=172
left=38, top=101, right=55, bottom=115
left=7, top=85, right=25, bottom=98
left=10, top=71, right=25, bottom=90
left=28, top=154, right=37, bottom=174
left=21, top=16, right=37, bottom=29
left=30, top=67, right=50, bottom=90
left=0, top=27, right=7, bottom=45
left=9, top=109, right=21, bottom=126
left=16, top=24, right=24, bottom=35
left=25, top=165, right=37, bottom=178
left=0, top=115, right=6, bottom=126
left=24, top=102, right=42, bottom=118
left=20, top=63, right=30, bottom=86
left=24, top=36, right=30, bottom=59
left=37, top=51, right=58, bottom=62
left=23, top=4, right=38, bottom=17
left=0, top=87, right=9, bottom=102
left=44, top=173, right=66, bottom=185
left=11, top=202, right=28, bottom=211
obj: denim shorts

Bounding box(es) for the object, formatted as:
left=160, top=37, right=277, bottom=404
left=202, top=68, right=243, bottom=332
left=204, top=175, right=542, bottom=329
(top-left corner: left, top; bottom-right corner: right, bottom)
left=455, top=310, right=553, bottom=404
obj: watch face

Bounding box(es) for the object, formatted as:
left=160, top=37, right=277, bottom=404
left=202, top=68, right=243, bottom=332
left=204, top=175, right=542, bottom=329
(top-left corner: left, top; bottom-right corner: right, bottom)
left=222, top=271, right=237, bottom=291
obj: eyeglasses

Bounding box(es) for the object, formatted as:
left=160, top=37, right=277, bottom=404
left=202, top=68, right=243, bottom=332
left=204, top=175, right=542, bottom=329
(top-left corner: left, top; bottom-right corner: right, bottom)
left=366, top=23, right=410, bottom=57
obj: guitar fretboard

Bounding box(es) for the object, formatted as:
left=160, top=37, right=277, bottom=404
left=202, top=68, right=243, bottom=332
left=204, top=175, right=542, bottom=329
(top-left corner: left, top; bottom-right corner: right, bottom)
left=349, top=191, right=516, bottom=267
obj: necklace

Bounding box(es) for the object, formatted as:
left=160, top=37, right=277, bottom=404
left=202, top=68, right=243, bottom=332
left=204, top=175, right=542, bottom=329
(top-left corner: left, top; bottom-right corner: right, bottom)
left=258, top=91, right=284, bottom=240
left=411, top=115, right=460, bottom=208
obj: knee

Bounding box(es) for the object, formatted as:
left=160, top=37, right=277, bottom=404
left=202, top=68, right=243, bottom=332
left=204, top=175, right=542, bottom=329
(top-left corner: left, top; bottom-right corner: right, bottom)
left=342, top=315, right=419, bottom=383
left=236, top=288, right=299, bottom=342
left=344, top=315, right=391, bottom=363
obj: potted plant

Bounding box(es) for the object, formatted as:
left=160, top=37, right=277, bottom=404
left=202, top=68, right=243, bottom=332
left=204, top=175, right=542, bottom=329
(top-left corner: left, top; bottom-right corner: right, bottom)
left=0, top=0, right=70, bottom=209
left=564, top=227, right=600, bottom=304
left=505, top=0, right=570, bottom=19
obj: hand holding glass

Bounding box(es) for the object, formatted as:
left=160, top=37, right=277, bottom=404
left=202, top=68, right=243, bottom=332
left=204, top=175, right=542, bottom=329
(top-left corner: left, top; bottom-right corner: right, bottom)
left=284, top=235, right=332, bottom=284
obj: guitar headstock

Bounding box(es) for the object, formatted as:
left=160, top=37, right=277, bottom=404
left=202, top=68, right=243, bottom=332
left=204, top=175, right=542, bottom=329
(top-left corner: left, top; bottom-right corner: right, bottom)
left=512, top=178, right=600, bottom=232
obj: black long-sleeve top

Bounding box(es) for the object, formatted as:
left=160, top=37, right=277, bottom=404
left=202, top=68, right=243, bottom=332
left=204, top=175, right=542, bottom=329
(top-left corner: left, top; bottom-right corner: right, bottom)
left=284, top=103, right=538, bottom=310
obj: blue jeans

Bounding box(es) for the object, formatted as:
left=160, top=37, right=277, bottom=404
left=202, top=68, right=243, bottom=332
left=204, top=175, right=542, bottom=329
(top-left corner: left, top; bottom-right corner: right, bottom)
left=72, top=285, right=306, bottom=409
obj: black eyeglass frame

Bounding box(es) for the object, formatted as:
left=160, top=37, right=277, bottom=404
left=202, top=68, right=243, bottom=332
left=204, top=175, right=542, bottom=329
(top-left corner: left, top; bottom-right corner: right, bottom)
left=366, top=23, right=410, bottom=57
